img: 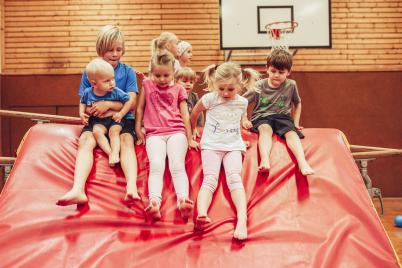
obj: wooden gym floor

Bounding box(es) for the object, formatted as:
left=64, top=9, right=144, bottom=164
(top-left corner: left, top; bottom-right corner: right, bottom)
left=374, top=198, right=402, bottom=264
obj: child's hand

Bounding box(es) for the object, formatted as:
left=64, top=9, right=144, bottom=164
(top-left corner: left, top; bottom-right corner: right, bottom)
left=242, top=119, right=253, bottom=129
left=135, top=129, right=146, bottom=145
left=80, top=113, right=89, bottom=125
left=188, top=139, right=200, bottom=151
left=112, top=112, right=123, bottom=123
left=295, top=125, right=304, bottom=130
left=88, top=101, right=110, bottom=117
left=192, top=128, right=200, bottom=140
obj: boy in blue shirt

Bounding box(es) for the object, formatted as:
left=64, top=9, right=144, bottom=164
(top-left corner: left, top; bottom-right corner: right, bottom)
left=57, top=25, right=140, bottom=206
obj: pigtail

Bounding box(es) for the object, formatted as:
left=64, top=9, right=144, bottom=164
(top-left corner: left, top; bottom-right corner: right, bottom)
left=241, top=68, right=261, bottom=92
left=151, top=38, right=159, bottom=56
left=202, top=64, right=218, bottom=91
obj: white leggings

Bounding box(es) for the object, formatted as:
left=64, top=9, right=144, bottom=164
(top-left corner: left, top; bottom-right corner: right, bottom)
left=201, top=149, right=244, bottom=193
left=146, top=132, right=189, bottom=205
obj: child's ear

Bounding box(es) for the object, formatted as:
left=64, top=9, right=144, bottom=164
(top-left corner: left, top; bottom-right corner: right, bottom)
left=287, top=69, right=292, bottom=76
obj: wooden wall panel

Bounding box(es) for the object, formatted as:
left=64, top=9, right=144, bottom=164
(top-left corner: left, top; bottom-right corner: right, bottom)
left=0, top=0, right=4, bottom=72
left=1, top=0, right=401, bottom=74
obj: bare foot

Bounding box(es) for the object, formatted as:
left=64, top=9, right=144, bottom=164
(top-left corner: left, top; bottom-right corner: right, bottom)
left=124, top=192, right=141, bottom=205
left=109, top=154, right=120, bottom=166
left=178, top=198, right=194, bottom=219
left=195, top=215, right=211, bottom=230
left=145, top=199, right=161, bottom=221
left=56, top=189, right=88, bottom=206
left=258, top=158, right=270, bottom=173
left=233, top=218, right=247, bottom=240
left=299, top=161, right=314, bottom=175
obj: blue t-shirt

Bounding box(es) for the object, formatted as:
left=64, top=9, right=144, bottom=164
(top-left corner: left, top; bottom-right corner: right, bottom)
left=80, top=87, right=133, bottom=119
left=78, top=62, right=138, bottom=119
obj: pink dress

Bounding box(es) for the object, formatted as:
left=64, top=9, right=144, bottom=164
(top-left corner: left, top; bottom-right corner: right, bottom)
left=142, top=79, right=188, bottom=138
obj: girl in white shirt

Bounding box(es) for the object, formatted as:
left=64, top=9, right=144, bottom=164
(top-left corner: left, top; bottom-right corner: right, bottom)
left=190, top=62, right=260, bottom=240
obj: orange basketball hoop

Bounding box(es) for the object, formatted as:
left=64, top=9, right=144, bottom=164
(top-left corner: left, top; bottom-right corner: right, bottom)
left=265, top=21, right=298, bottom=52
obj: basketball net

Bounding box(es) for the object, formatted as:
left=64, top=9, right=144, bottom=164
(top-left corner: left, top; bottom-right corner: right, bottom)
left=265, top=21, right=298, bottom=52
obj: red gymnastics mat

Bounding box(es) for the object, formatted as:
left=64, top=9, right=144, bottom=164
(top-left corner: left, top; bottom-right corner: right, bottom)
left=0, top=124, right=399, bottom=267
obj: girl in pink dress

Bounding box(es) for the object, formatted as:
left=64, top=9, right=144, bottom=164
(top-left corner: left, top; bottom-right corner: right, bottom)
left=135, top=52, right=200, bottom=221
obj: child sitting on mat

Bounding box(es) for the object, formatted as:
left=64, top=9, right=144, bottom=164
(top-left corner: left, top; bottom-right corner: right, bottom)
left=190, top=62, right=260, bottom=240
left=243, top=49, right=314, bottom=175
left=57, top=25, right=140, bottom=206
left=135, top=52, right=199, bottom=221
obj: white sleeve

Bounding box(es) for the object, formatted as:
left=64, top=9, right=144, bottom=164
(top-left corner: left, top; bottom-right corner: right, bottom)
left=201, top=92, right=214, bottom=109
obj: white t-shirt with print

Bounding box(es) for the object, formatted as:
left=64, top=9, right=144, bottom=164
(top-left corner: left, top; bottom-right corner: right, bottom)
left=200, top=92, right=247, bottom=152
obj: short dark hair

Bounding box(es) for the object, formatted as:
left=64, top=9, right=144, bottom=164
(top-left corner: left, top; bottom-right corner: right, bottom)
left=266, top=49, right=293, bottom=71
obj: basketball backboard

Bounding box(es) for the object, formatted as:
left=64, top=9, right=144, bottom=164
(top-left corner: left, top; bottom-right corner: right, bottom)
left=220, top=0, right=331, bottom=50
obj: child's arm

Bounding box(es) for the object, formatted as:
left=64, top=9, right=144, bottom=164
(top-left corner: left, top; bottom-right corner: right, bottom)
left=180, top=101, right=200, bottom=150
left=135, top=88, right=146, bottom=145
left=90, top=91, right=137, bottom=118
left=241, top=111, right=252, bottom=129
left=128, top=91, right=138, bottom=111
left=293, top=102, right=302, bottom=129
left=79, top=103, right=89, bottom=125
left=190, top=99, right=206, bottom=131
left=87, top=101, right=123, bottom=117
left=112, top=94, right=134, bottom=123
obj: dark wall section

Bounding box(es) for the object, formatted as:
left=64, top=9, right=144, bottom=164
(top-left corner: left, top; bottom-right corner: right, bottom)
left=1, top=72, right=401, bottom=196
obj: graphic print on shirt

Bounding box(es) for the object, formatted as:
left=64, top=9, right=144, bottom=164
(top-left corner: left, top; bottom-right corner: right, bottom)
left=150, top=91, right=175, bottom=111
left=209, top=105, right=242, bottom=136
left=257, top=94, right=287, bottom=113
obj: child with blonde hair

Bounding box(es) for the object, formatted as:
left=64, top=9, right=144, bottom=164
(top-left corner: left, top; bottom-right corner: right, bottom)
left=177, top=40, right=193, bottom=68
left=80, top=58, right=133, bottom=166
left=150, top=32, right=180, bottom=71
left=243, top=49, right=314, bottom=175
left=135, top=52, right=200, bottom=221
left=57, top=25, right=140, bottom=206
left=175, top=67, right=204, bottom=127
left=190, top=62, right=260, bottom=240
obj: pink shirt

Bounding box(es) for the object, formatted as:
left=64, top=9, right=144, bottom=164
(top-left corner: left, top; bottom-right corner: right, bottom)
left=143, top=79, right=188, bottom=137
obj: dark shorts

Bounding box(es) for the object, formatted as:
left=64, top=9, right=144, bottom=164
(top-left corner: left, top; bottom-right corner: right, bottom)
left=81, top=116, right=123, bottom=134
left=250, top=114, right=305, bottom=139
left=120, top=119, right=136, bottom=139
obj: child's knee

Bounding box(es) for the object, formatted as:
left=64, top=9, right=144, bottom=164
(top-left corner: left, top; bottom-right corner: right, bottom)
left=201, top=175, right=219, bottom=193
left=284, top=130, right=298, bottom=139
left=149, top=159, right=165, bottom=175
left=227, top=173, right=244, bottom=192
left=93, top=127, right=106, bottom=137
left=258, top=124, right=273, bottom=134
left=109, top=126, right=122, bottom=137
left=120, top=133, right=134, bottom=146
left=79, top=132, right=96, bottom=147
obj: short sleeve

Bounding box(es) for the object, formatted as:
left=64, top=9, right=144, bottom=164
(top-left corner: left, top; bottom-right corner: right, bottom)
left=243, top=79, right=264, bottom=104
left=80, top=88, right=89, bottom=104
left=177, top=85, right=188, bottom=103
left=78, top=71, right=91, bottom=97
left=291, top=81, right=301, bottom=104
left=115, top=88, right=130, bottom=103
left=242, top=90, right=257, bottom=104
left=201, top=92, right=215, bottom=109
left=124, top=66, right=138, bottom=94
